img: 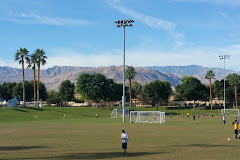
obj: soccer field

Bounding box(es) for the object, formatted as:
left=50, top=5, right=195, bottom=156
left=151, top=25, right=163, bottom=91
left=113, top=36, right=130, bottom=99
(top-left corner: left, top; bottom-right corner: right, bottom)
left=0, top=107, right=239, bottom=160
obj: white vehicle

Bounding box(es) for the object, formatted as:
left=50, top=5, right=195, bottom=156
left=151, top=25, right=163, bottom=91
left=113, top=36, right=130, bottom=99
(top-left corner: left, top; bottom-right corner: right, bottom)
left=25, top=101, right=44, bottom=107
left=130, top=111, right=165, bottom=124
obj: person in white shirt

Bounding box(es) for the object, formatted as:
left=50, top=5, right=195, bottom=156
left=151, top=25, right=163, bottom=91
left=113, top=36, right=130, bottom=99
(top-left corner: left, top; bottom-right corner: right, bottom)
left=223, top=114, right=226, bottom=125
left=121, top=130, right=128, bottom=155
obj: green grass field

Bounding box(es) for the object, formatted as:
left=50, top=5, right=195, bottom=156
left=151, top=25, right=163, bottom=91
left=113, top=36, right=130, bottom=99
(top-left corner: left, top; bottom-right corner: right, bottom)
left=0, top=107, right=239, bottom=160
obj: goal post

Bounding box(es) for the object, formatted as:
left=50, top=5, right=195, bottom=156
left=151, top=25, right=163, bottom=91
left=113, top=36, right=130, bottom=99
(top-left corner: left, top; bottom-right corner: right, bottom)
left=130, top=111, right=165, bottom=124
left=110, top=108, right=129, bottom=118
left=221, top=109, right=240, bottom=116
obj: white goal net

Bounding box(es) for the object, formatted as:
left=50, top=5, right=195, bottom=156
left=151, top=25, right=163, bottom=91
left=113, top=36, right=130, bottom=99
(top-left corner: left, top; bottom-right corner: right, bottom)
left=130, top=111, right=165, bottom=124
left=110, top=108, right=129, bottom=118
left=221, top=109, right=239, bottom=116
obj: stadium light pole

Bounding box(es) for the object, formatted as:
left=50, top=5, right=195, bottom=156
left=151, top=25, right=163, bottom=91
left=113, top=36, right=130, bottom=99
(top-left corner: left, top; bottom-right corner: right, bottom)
left=219, top=55, right=230, bottom=114
left=115, top=19, right=134, bottom=123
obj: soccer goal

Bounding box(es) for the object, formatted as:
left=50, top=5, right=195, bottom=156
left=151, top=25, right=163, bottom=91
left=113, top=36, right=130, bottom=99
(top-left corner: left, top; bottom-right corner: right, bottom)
left=221, top=109, right=240, bottom=116
left=130, top=111, right=165, bottom=124
left=110, top=108, right=129, bottom=118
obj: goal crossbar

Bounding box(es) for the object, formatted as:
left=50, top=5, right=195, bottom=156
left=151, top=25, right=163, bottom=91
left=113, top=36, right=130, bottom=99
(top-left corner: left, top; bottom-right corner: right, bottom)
left=221, top=109, right=239, bottom=116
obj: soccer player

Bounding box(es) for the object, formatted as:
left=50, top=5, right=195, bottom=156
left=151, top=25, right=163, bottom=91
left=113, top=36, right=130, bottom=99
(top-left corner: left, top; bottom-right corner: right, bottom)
left=153, top=115, right=156, bottom=121
left=121, top=130, right=128, bottom=155
left=193, top=114, right=195, bottom=121
left=96, top=113, right=98, bottom=118
left=234, top=121, right=238, bottom=139
left=238, top=122, right=240, bottom=139
left=187, top=112, right=189, bottom=118
left=223, top=114, right=226, bottom=125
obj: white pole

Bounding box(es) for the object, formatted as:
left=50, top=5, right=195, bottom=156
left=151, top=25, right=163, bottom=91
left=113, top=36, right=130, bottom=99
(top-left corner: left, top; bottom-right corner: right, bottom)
left=224, top=56, right=226, bottom=114
left=122, top=26, right=126, bottom=123
left=130, top=111, right=131, bottom=123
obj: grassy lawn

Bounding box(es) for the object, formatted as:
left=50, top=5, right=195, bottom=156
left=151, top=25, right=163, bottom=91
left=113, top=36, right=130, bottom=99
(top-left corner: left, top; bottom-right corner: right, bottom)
left=0, top=107, right=239, bottom=160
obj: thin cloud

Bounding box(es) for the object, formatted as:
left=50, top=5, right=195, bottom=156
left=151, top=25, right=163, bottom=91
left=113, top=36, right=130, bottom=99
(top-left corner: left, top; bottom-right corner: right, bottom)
left=104, top=0, right=184, bottom=46
left=174, top=0, right=240, bottom=6
left=0, top=13, right=91, bottom=26
left=218, top=12, right=228, bottom=19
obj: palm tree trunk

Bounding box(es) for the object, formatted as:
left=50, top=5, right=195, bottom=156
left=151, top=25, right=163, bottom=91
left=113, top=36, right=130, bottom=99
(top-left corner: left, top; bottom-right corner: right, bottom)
left=37, top=65, right=40, bottom=108
left=33, top=68, right=36, bottom=107
left=129, top=78, right=132, bottom=108
left=193, top=100, right=195, bottom=110
left=210, top=79, right=212, bottom=110
left=22, top=57, right=25, bottom=107
left=235, top=84, right=237, bottom=109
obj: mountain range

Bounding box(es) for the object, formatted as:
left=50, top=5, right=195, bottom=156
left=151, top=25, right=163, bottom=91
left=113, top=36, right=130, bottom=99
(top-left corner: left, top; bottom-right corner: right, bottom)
left=0, top=65, right=239, bottom=91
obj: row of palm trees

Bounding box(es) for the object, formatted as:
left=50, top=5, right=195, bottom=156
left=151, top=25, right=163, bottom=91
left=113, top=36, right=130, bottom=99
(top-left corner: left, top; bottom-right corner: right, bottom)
left=14, top=48, right=47, bottom=108
left=205, top=70, right=240, bottom=110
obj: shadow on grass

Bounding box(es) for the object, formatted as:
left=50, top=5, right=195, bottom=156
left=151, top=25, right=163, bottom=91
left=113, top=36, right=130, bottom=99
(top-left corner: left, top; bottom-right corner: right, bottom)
left=58, top=152, right=165, bottom=159
left=170, top=144, right=237, bottom=148
left=6, top=152, right=166, bottom=160
left=0, top=146, right=45, bottom=151
left=27, top=107, right=44, bottom=111
left=166, top=106, right=193, bottom=110
left=12, top=108, right=29, bottom=113
left=53, top=109, right=93, bottom=118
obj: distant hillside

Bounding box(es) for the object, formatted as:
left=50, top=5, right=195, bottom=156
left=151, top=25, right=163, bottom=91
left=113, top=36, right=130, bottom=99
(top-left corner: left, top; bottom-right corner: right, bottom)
left=147, top=65, right=239, bottom=84
left=0, top=65, right=182, bottom=91
left=1, top=65, right=239, bottom=91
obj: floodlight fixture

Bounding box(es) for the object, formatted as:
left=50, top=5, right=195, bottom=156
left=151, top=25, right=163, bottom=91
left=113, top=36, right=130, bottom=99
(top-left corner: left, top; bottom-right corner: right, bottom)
left=115, top=19, right=134, bottom=28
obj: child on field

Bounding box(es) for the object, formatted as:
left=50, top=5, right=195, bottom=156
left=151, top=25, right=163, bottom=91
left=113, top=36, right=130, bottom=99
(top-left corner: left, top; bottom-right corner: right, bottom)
left=193, top=114, right=195, bottom=121
left=223, top=114, right=226, bottom=125
left=234, top=121, right=239, bottom=139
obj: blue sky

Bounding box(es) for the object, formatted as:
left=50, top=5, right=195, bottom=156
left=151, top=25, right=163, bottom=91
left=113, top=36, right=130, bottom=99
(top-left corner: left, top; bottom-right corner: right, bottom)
left=0, top=0, right=240, bottom=71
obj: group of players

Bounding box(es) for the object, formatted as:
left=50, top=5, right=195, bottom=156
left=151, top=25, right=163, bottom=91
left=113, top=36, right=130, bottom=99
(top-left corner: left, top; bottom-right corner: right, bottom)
left=170, top=112, right=214, bottom=120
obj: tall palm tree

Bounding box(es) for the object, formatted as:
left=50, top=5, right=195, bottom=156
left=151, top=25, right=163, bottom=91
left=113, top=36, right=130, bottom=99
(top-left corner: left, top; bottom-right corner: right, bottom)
left=14, top=48, right=29, bottom=106
left=205, top=70, right=215, bottom=110
left=126, top=66, right=136, bottom=108
left=26, top=53, right=37, bottom=107
left=35, top=49, right=47, bottom=108
left=227, top=73, right=240, bottom=108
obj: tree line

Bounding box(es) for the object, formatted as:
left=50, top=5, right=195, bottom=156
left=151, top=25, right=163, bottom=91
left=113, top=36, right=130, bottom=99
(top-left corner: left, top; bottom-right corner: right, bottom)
left=42, top=67, right=173, bottom=108
left=0, top=81, right=47, bottom=102
left=175, top=70, right=240, bottom=109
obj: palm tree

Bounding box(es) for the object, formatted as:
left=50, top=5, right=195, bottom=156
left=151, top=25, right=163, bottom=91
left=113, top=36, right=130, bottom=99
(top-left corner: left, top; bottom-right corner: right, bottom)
left=126, top=66, right=136, bottom=108
left=26, top=53, right=37, bottom=107
left=227, top=73, right=240, bottom=108
left=35, top=49, right=47, bottom=108
left=205, top=70, right=215, bottom=110
left=132, top=81, right=142, bottom=106
left=14, top=48, right=29, bottom=106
